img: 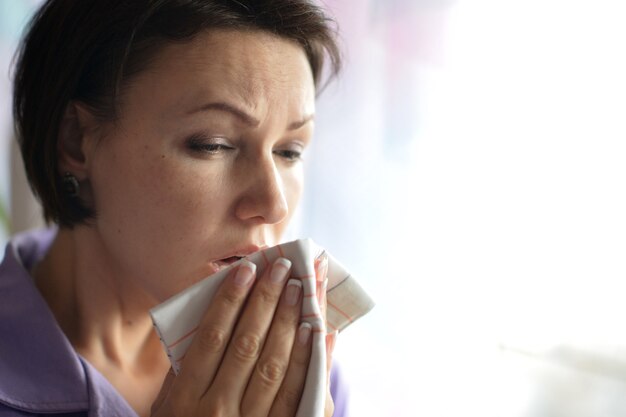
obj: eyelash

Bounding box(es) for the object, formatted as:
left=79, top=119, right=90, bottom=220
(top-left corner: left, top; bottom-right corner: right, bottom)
left=186, top=135, right=234, bottom=155
left=185, top=134, right=304, bottom=162
left=274, top=149, right=303, bottom=162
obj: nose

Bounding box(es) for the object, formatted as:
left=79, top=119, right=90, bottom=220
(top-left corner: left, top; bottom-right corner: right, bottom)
left=234, top=156, right=289, bottom=225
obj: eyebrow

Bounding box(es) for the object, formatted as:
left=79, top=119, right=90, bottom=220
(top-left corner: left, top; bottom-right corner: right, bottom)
left=288, top=114, right=315, bottom=131
left=187, top=101, right=314, bottom=131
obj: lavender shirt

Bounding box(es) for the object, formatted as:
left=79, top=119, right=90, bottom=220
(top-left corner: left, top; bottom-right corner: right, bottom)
left=0, top=229, right=349, bottom=416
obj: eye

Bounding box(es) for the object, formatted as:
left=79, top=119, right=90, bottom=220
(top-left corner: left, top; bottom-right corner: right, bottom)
left=186, top=134, right=235, bottom=155
left=274, top=142, right=305, bottom=163
left=274, top=149, right=303, bottom=162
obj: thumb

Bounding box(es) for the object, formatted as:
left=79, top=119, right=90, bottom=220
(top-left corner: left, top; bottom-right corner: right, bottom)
left=151, top=367, right=176, bottom=414
left=325, top=331, right=338, bottom=386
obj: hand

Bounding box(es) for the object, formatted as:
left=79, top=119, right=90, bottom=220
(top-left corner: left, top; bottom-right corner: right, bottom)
left=151, top=257, right=313, bottom=417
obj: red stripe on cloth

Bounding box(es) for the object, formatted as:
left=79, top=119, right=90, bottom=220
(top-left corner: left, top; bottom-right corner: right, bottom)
left=261, top=250, right=270, bottom=268
left=292, top=274, right=315, bottom=280
left=327, top=300, right=353, bottom=322
left=167, top=325, right=199, bottom=348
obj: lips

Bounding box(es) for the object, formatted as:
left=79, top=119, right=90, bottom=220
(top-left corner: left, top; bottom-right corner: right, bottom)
left=208, top=244, right=266, bottom=273
left=212, top=255, right=244, bottom=269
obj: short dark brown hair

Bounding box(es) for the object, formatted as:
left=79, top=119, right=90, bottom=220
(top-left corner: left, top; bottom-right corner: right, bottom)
left=13, top=0, right=341, bottom=227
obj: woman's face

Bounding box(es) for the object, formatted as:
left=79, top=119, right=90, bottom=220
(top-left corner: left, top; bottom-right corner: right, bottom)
left=84, top=30, right=315, bottom=301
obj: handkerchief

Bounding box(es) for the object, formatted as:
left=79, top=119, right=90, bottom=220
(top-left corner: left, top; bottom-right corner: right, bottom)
left=150, top=238, right=375, bottom=417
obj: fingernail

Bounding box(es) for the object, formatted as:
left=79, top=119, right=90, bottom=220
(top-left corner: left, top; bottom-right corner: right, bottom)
left=271, top=257, right=291, bottom=284
left=233, top=260, right=256, bottom=287
left=298, top=322, right=312, bottom=345
left=284, top=279, right=302, bottom=306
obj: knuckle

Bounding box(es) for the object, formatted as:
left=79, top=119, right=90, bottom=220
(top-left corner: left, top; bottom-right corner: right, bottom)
left=293, top=356, right=309, bottom=369
left=274, top=309, right=298, bottom=328
left=277, top=387, right=301, bottom=410
left=203, top=400, right=228, bottom=417
left=196, top=325, right=227, bottom=354
left=257, top=358, right=287, bottom=384
left=232, top=332, right=261, bottom=360
left=256, top=285, right=279, bottom=306
left=164, top=393, right=196, bottom=417
left=219, top=286, right=243, bottom=307
left=292, top=348, right=310, bottom=368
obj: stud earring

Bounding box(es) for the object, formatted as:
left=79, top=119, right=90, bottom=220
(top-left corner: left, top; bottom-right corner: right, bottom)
left=62, top=172, right=80, bottom=197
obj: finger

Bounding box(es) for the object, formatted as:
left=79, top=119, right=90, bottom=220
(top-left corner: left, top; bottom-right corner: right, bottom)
left=174, top=261, right=257, bottom=400
left=324, top=385, right=335, bottom=417
left=269, top=322, right=313, bottom=417
left=324, top=331, right=337, bottom=417
left=241, top=278, right=303, bottom=416
left=325, top=331, right=337, bottom=385
left=151, top=367, right=176, bottom=414
left=210, top=257, right=292, bottom=401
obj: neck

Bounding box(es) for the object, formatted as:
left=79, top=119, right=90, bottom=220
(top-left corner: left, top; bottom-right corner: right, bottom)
left=33, top=227, right=169, bottom=416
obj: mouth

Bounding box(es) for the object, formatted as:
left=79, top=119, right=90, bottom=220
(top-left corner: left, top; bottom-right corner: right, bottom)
left=208, top=245, right=266, bottom=273
left=212, top=255, right=245, bottom=269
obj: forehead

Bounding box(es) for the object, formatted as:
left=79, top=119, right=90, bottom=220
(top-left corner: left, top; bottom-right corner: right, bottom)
left=121, top=29, right=315, bottom=116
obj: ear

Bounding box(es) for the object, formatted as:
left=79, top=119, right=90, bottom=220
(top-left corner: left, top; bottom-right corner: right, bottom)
left=57, top=101, right=100, bottom=179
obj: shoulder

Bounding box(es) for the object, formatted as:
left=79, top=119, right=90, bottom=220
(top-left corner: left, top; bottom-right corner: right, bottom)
left=0, top=403, right=45, bottom=416
left=0, top=403, right=87, bottom=417
left=0, top=228, right=91, bottom=416
left=0, top=227, right=57, bottom=272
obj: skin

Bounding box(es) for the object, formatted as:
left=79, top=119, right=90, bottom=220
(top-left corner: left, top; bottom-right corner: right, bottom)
left=33, top=29, right=334, bottom=417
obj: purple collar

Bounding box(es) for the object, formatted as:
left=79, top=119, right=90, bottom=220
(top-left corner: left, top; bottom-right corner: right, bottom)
left=0, top=228, right=89, bottom=413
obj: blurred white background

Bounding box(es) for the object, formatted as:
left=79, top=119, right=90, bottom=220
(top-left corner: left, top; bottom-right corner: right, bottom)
left=2, top=0, right=626, bottom=416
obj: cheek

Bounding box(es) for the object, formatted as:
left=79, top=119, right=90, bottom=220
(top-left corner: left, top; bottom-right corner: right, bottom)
left=88, top=143, right=233, bottom=292
left=269, top=168, right=303, bottom=242
left=91, top=139, right=222, bottom=245
left=283, top=166, right=304, bottom=217
left=92, top=145, right=165, bottom=216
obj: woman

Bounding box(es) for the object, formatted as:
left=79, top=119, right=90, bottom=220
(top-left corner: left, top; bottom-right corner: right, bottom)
left=1, top=1, right=344, bottom=416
